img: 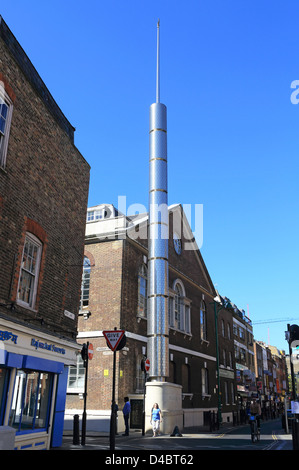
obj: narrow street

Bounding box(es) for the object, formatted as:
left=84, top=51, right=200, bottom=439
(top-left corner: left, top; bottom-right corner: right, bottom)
left=56, top=417, right=292, bottom=452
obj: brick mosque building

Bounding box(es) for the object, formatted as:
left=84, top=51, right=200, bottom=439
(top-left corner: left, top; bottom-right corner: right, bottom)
left=65, top=204, right=238, bottom=432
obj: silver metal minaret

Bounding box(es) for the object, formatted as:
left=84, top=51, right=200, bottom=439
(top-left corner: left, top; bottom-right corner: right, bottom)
left=147, top=19, right=169, bottom=380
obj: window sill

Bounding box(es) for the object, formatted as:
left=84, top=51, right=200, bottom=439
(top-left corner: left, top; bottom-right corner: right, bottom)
left=182, top=393, right=193, bottom=400
left=15, top=300, right=37, bottom=313
left=170, top=327, right=192, bottom=337
left=202, top=394, right=211, bottom=400
left=0, top=164, right=7, bottom=175
left=136, top=315, right=147, bottom=322
left=79, top=309, right=91, bottom=320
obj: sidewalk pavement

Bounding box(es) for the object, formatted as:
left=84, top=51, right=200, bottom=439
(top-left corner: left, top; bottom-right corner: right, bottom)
left=52, top=420, right=293, bottom=451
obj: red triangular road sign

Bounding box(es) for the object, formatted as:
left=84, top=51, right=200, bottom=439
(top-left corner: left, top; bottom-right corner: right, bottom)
left=103, top=330, right=125, bottom=352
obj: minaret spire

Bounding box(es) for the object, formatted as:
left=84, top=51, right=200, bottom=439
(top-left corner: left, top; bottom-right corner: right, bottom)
left=156, top=19, right=160, bottom=103
left=148, top=19, right=169, bottom=381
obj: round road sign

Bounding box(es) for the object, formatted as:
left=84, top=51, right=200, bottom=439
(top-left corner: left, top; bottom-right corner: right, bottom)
left=88, top=343, right=94, bottom=360
left=145, top=358, right=150, bottom=371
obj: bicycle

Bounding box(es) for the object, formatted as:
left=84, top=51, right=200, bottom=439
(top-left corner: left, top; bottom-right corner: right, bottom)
left=249, top=414, right=260, bottom=443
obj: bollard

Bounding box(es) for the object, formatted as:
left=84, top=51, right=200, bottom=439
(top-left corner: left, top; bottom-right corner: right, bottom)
left=73, top=414, right=80, bottom=445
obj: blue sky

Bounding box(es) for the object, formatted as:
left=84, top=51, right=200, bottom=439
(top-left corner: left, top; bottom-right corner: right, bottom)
left=1, top=0, right=298, bottom=351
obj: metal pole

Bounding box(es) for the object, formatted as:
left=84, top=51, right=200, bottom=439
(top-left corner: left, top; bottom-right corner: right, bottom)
left=81, top=341, right=89, bottom=446
left=110, top=348, right=116, bottom=451
left=284, top=397, right=289, bottom=434
left=156, top=19, right=160, bottom=104
left=288, top=324, right=297, bottom=400
left=142, top=369, right=146, bottom=436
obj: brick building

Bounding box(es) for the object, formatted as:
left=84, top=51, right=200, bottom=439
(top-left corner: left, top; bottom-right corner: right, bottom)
left=214, top=293, right=238, bottom=424
left=0, top=17, right=90, bottom=449
left=65, top=203, right=241, bottom=432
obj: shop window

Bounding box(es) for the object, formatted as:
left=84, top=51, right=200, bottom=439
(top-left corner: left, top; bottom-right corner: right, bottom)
left=0, top=367, right=9, bottom=424
left=8, top=370, right=52, bottom=433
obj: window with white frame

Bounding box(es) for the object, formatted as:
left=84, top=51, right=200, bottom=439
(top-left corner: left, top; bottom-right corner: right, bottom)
left=67, top=355, right=85, bottom=393
left=174, top=283, right=183, bottom=330
left=17, top=233, right=42, bottom=309
left=239, top=326, right=245, bottom=340
left=200, top=300, right=207, bottom=341
left=202, top=367, right=209, bottom=395
left=0, top=83, right=13, bottom=169
left=221, top=319, right=225, bottom=336
left=80, top=256, right=91, bottom=308
left=169, top=280, right=191, bottom=334
left=86, top=208, right=107, bottom=222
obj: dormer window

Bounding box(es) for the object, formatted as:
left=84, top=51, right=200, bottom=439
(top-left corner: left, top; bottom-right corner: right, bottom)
left=87, top=208, right=109, bottom=222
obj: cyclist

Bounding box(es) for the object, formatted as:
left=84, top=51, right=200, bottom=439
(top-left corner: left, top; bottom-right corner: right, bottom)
left=249, top=398, right=261, bottom=432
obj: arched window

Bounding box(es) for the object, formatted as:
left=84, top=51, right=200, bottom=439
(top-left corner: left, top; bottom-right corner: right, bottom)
left=80, top=256, right=91, bottom=308
left=138, top=265, right=147, bottom=317
left=169, top=279, right=191, bottom=334
left=200, top=300, right=207, bottom=341
left=175, top=283, right=183, bottom=330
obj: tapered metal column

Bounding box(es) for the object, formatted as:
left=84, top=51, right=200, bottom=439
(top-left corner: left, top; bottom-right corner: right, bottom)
left=147, top=20, right=169, bottom=380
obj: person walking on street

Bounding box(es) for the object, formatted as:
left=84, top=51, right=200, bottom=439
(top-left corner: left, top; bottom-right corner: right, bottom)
left=150, top=403, right=162, bottom=437
left=122, top=397, right=131, bottom=436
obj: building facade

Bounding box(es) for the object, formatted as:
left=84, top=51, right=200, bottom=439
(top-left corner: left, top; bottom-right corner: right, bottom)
left=0, top=17, right=90, bottom=449
left=214, top=294, right=238, bottom=424
left=65, top=204, right=241, bottom=432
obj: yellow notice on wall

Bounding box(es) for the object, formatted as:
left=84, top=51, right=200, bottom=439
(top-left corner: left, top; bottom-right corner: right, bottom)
left=104, top=369, right=109, bottom=376
left=120, top=370, right=123, bottom=377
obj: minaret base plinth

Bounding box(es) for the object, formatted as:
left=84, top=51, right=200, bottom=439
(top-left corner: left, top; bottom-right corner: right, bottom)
left=145, top=381, right=183, bottom=435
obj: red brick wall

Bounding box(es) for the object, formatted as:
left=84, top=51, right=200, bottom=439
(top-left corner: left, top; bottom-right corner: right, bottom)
left=0, top=36, right=90, bottom=339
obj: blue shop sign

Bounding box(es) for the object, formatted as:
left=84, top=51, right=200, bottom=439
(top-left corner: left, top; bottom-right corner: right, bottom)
left=0, top=330, right=18, bottom=344
left=31, top=338, right=66, bottom=355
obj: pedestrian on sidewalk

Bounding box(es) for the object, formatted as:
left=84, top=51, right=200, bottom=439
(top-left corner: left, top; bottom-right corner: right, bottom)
left=150, top=403, right=162, bottom=437
left=122, top=397, right=130, bottom=436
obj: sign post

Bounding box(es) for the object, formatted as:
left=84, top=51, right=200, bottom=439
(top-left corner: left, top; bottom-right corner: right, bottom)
left=103, top=329, right=126, bottom=451
left=81, top=342, right=93, bottom=446
left=141, top=357, right=150, bottom=435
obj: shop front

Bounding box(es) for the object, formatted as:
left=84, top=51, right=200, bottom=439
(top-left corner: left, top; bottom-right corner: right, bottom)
left=0, top=317, right=79, bottom=450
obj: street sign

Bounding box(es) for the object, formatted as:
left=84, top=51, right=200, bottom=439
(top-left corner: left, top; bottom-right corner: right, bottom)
left=145, top=358, right=150, bottom=372
left=103, top=330, right=125, bottom=352
left=88, top=343, right=94, bottom=360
